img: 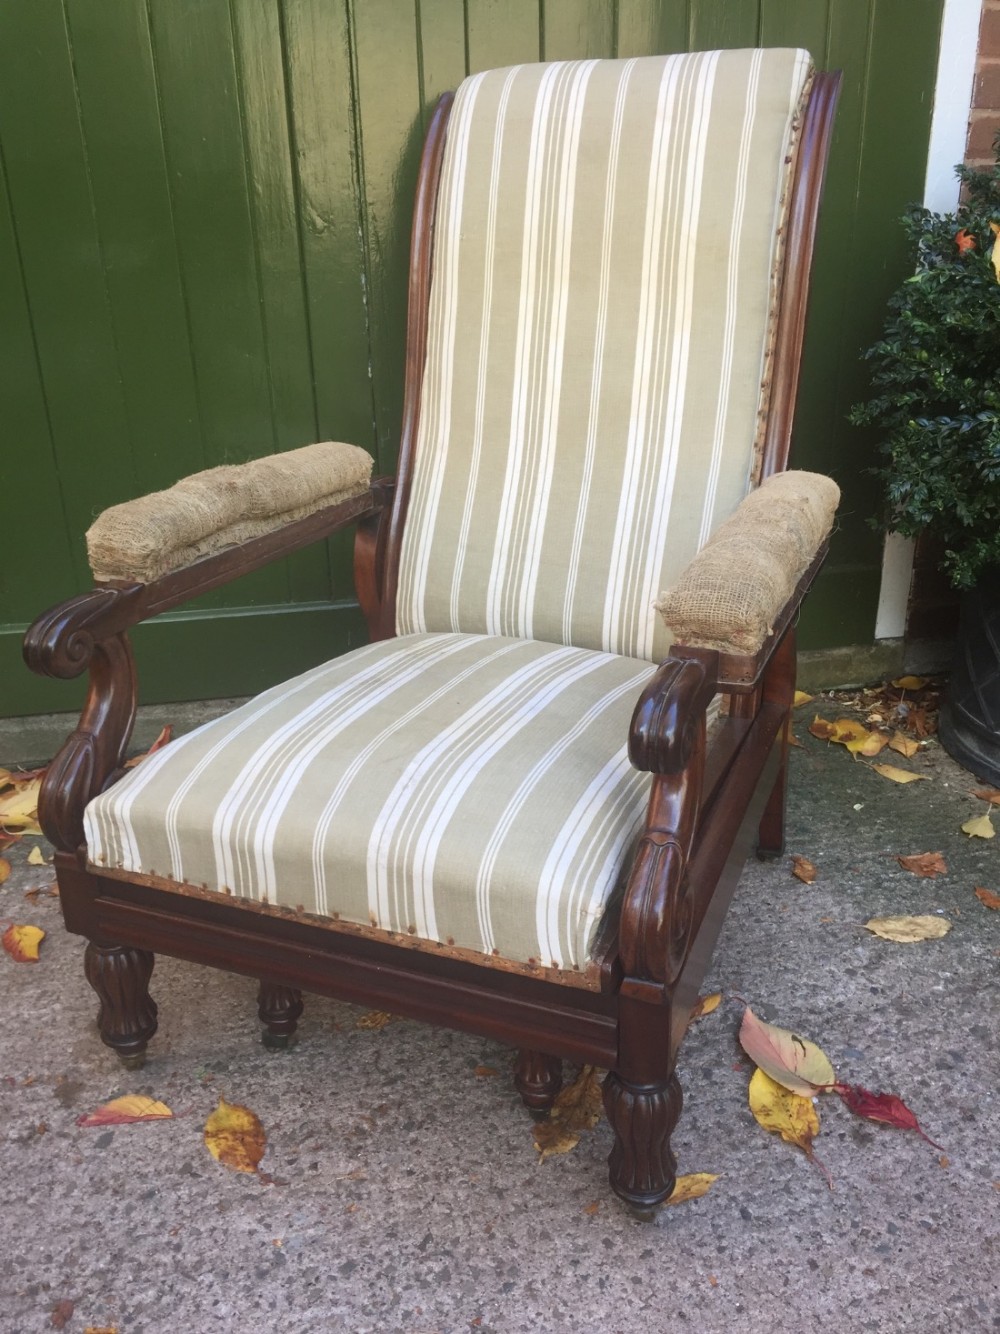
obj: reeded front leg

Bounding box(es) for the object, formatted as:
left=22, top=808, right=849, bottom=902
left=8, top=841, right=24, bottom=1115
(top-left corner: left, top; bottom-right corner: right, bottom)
left=257, top=981, right=303, bottom=1050
left=514, top=1049, right=563, bottom=1120
left=604, top=1071, right=682, bottom=1219
left=84, top=942, right=158, bottom=1070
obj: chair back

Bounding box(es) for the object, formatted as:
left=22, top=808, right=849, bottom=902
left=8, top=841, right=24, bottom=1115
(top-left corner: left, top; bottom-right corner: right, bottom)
left=397, top=49, right=813, bottom=661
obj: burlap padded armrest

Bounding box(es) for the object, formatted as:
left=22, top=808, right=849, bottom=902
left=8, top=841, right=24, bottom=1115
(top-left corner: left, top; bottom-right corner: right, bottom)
left=654, top=471, right=840, bottom=656
left=87, top=441, right=374, bottom=584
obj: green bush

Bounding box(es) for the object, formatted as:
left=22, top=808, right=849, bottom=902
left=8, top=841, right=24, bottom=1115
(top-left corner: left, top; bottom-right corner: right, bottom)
left=850, top=154, right=1000, bottom=588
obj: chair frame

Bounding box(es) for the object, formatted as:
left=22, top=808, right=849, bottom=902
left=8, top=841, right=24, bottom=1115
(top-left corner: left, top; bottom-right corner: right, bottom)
left=24, top=70, right=840, bottom=1217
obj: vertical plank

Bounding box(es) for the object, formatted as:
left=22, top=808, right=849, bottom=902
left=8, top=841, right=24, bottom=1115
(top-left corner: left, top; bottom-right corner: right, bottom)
left=466, top=0, right=542, bottom=71
left=0, top=1, right=134, bottom=562
left=416, top=1, right=468, bottom=111
left=759, top=0, right=830, bottom=57
left=62, top=0, right=202, bottom=494
left=616, top=0, right=689, bottom=56
left=687, top=0, right=760, bottom=51
left=541, top=0, right=615, bottom=60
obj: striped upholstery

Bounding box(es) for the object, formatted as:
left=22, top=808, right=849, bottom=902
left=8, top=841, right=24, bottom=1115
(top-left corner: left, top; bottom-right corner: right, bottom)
left=85, top=634, right=655, bottom=978
left=397, top=49, right=813, bottom=660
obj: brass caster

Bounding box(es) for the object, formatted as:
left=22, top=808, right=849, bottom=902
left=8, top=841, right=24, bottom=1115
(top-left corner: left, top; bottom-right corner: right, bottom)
left=117, top=1051, right=146, bottom=1071
left=261, top=1029, right=292, bottom=1051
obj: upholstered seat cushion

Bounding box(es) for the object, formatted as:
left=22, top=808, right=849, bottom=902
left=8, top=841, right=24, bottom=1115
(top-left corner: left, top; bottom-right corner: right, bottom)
left=84, top=634, right=657, bottom=982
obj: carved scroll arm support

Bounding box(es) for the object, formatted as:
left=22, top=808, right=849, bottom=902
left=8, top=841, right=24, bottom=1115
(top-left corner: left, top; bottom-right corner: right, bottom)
left=619, top=656, right=717, bottom=1001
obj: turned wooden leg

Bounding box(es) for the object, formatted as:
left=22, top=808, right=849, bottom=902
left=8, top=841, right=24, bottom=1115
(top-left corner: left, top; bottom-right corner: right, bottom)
left=514, top=1049, right=563, bottom=1120
left=757, top=627, right=795, bottom=860
left=257, top=981, right=303, bottom=1050
left=756, top=753, right=788, bottom=859
left=604, top=1071, right=682, bottom=1220
left=83, top=942, right=158, bottom=1070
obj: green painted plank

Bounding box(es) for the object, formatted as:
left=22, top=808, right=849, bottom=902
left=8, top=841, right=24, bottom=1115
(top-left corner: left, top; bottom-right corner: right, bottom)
left=61, top=0, right=202, bottom=495
left=230, top=0, right=333, bottom=604
left=3, top=602, right=368, bottom=719
left=466, top=0, right=542, bottom=70
left=541, top=0, right=615, bottom=59
left=759, top=0, right=830, bottom=57
left=280, top=0, right=375, bottom=452
left=0, top=2, right=135, bottom=582
left=416, top=2, right=468, bottom=111
left=687, top=0, right=760, bottom=51
left=616, top=0, right=688, bottom=56
left=0, top=154, right=78, bottom=627
left=352, top=0, right=424, bottom=474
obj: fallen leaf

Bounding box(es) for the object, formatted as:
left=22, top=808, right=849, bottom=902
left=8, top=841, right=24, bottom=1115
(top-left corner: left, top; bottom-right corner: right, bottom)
left=665, top=1172, right=721, bottom=1205
left=356, top=1010, right=393, bottom=1030
left=793, top=691, right=814, bottom=707
left=864, top=915, right=952, bottom=942
left=887, top=731, right=919, bottom=758
left=791, top=855, right=817, bottom=885
left=2, top=924, right=44, bottom=962
left=847, top=731, right=889, bottom=757
left=83, top=1327, right=118, bottom=1334
left=124, top=724, right=174, bottom=768
left=473, top=1065, right=499, bottom=1077
left=738, top=1006, right=835, bottom=1096
left=204, top=1097, right=266, bottom=1174
left=50, top=1298, right=75, bottom=1329
left=896, top=852, right=947, bottom=878
left=974, top=887, right=1000, bottom=910
left=961, top=812, right=995, bottom=839
left=891, top=675, right=928, bottom=690
left=0, top=778, right=42, bottom=832
left=835, top=1082, right=942, bottom=1148
left=788, top=732, right=803, bottom=748
left=939, top=1155, right=950, bottom=1168
left=0, top=831, right=19, bottom=852
left=582, top=1200, right=601, bottom=1216
left=871, top=764, right=928, bottom=784
left=748, top=1069, right=829, bottom=1185
left=691, top=992, right=722, bottom=1020
left=76, top=1095, right=174, bottom=1127
left=27, top=845, right=46, bottom=866
left=0, top=857, right=10, bottom=884
left=971, top=787, right=1000, bottom=806
left=532, top=1065, right=603, bottom=1162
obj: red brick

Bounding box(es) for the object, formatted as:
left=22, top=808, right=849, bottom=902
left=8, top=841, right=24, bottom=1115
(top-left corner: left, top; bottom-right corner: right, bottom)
left=966, top=111, right=1000, bottom=160
left=980, top=5, right=1000, bottom=59
left=973, top=59, right=1000, bottom=108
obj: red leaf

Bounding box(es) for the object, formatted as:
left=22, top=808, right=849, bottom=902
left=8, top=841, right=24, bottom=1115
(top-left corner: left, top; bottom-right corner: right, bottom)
left=955, top=228, right=976, bottom=254
left=835, top=1082, right=942, bottom=1148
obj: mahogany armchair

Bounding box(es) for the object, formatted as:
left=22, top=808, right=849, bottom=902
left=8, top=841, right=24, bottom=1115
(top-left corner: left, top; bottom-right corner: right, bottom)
left=25, top=50, right=840, bottom=1217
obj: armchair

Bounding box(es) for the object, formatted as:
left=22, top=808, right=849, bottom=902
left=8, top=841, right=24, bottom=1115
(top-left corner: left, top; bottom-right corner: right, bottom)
left=25, top=49, right=840, bottom=1217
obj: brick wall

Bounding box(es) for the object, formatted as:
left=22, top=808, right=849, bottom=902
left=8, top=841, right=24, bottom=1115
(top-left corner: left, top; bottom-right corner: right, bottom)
left=967, top=0, right=1000, bottom=165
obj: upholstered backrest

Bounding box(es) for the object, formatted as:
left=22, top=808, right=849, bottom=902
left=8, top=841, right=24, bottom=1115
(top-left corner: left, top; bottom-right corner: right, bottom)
left=397, top=49, right=813, bottom=661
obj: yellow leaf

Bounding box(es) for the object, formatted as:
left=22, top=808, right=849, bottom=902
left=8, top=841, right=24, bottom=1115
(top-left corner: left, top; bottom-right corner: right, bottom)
left=690, top=992, right=722, bottom=1020
left=356, top=1010, right=393, bottom=1030
left=204, top=1097, right=266, bottom=1174
left=791, top=854, right=818, bottom=884
left=532, top=1065, right=603, bottom=1162
left=665, top=1173, right=721, bottom=1206
left=0, top=769, right=13, bottom=788
left=991, top=221, right=1000, bottom=282
left=888, top=731, right=919, bottom=758
left=77, top=1095, right=174, bottom=1127
left=738, top=1006, right=835, bottom=1096
left=2, top=923, right=44, bottom=962
left=865, top=915, right=952, bottom=943
left=808, top=715, right=837, bottom=741
left=27, top=845, right=46, bottom=866
left=793, top=691, right=814, bottom=708
left=0, top=778, right=41, bottom=830
left=961, top=812, right=995, bottom=839
left=871, top=764, right=928, bottom=785
left=847, top=731, right=889, bottom=757
left=829, top=719, right=869, bottom=744
left=0, top=857, right=10, bottom=884
left=749, top=1068, right=820, bottom=1160
left=891, top=675, right=928, bottom=690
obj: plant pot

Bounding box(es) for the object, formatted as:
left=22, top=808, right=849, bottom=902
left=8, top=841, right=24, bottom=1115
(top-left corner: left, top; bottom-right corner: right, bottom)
left=938, top=580, right=1000, bottom=786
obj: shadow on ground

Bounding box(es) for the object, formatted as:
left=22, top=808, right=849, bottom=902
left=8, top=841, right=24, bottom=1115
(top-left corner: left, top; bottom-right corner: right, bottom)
left=1, top=702, right=997, bottom=1333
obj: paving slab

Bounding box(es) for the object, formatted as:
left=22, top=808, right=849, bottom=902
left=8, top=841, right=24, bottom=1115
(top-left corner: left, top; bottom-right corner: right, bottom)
left=0, top=701, right=997, bottom=1333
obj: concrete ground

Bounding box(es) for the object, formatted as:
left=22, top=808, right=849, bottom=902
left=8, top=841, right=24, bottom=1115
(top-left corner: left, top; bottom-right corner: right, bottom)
left=0, top=695, right=997, bottom=1334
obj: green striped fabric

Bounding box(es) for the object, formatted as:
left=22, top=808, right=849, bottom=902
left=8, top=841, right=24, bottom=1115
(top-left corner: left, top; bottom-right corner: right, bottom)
left=397, top=49, right=813, bottom=660
left=84, top=634, right=655, bottom=975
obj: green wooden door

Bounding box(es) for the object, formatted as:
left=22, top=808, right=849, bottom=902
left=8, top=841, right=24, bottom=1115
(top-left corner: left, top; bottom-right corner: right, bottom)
left=0, top=0, right=943, bottom=715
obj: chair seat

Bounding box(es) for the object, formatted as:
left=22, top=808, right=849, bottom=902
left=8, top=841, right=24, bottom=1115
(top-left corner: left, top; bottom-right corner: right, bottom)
left=84, top=634, right=657, bottom=982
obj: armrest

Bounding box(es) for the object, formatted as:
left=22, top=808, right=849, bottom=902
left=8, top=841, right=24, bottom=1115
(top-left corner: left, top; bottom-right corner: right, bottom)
left=654, top=470, right=839, bottom=688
